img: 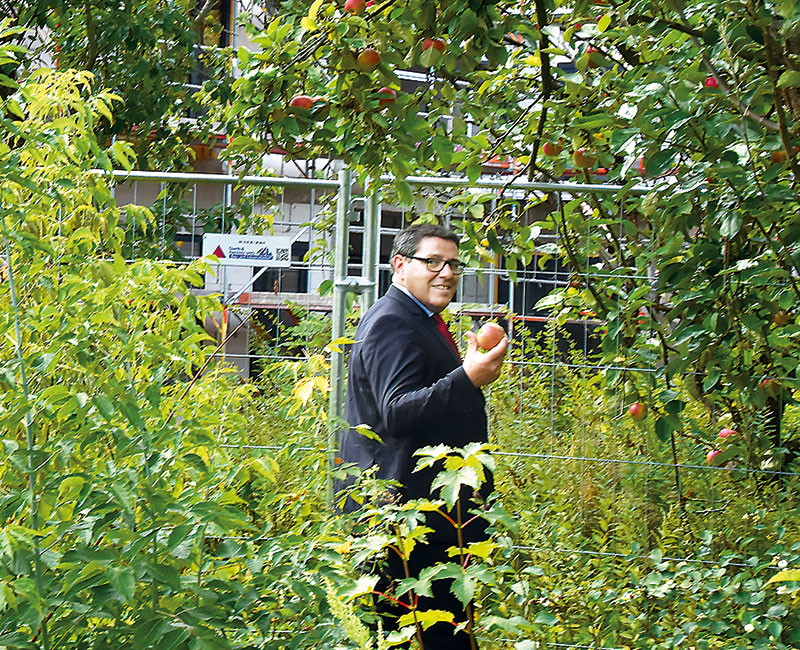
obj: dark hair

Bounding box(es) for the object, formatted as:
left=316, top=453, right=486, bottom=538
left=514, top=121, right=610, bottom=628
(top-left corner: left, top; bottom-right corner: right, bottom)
left=391, top=223, right=460, bottom=258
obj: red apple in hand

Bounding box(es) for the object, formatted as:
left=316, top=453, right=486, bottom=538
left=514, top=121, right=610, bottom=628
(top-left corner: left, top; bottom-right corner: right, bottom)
left=476, top=322, right=505, bottom=350
left=628, top=402, right=647, bottom=421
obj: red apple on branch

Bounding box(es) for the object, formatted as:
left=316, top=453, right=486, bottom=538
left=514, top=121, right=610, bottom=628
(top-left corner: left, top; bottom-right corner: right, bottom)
left=344, top=0, right=365, bottom=13
left=543, top=140, right=563, bottom=156
left=706, top=449, right=721, bottom=464
left=586, top=46, right=602, bottom=68
left=288, top=95, right=315, bottom=111
left=377, top=86, right=397, bottom=106
left=758, top=378, right=781, bottom=398
left=771, top=150, right=788, bottom=164
left=573, top=147, right=596, bottom=169
left=704, top=76, right=719, bottom=88
left=422, top=38, right=446, bottom=52
left=772, top=310, right=791, bottom=325
left=357, top=48, right=381, bottom=70
left=718, top=428, right=737, bottom=439
left=628, top=402, right=647, bottom=421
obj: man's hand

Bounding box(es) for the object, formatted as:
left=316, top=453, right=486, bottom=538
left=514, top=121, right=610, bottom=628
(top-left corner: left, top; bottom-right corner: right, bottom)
left=463, top=331, right=508, bottom=388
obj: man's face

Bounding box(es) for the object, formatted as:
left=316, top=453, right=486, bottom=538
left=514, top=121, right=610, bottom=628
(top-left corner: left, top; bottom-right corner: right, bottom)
left=392, top=236, right=460, bottom=313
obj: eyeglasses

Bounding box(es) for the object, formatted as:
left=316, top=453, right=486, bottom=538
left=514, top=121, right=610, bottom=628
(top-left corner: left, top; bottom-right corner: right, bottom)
left=405, top=255, right=467, bottom=275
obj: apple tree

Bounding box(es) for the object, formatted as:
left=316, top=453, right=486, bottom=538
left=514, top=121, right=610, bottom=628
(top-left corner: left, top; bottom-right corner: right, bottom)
left=213, top=0, right=800, bottom=470
left=500, top=0, right=800, bottom=470
left=8, top=0, right=229, bottom=169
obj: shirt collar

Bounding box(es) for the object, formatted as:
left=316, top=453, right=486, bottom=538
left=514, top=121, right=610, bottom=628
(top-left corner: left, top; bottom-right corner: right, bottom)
left=393, top=283, right=434, bottom=317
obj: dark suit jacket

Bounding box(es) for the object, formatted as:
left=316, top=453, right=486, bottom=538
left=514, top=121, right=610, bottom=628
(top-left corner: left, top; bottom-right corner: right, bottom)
left=337, top=286, right=491, bottom=540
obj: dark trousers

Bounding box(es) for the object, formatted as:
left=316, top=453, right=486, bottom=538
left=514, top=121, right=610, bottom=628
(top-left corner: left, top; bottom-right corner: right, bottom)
left=375, top=540, right=475, bottom=650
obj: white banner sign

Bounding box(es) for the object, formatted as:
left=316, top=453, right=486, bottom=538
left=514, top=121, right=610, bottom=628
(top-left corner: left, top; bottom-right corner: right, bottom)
left=202, top=234, right=292, bottom=267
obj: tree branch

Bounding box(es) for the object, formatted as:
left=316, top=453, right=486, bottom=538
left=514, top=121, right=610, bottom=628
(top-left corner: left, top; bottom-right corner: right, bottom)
left=84, top=0, right=98, bottom=68
left=626, top=12, right=703, bottom=38
left=669, top=3, right=780, bottom=132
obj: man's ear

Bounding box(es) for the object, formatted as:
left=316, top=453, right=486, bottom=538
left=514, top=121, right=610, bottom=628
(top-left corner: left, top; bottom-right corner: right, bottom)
left=391, top=254, right=405, bottom=280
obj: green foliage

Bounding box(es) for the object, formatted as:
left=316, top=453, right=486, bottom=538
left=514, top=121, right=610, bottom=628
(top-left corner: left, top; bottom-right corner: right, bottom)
left=0, top=63, right=274, bottom=649
left=3, top=2, right=800, bottom=646
left=10, top=0, right=227, bottom=169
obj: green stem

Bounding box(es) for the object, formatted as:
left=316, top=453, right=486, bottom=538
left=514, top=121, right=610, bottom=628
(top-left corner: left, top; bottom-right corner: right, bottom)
left=1, top=201, right=50, bottom=650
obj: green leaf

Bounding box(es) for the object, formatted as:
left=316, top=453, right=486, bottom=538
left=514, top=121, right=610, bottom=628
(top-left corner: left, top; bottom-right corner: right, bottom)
left=645, top=149, right=677, bottom=176
left=767, top=569, right=800, bottom=584
left=777, top=70, right=800, bottom=88
left=451, top=572, right=476, bottom=606
left=397, top=609, right=454, bottom=630
left=144, top=562, right=181, bottom=591
left=654, top=416, right=673, bottom=442
left=395, top=180, right=413, bottom=205
left=720, top=212, right=742, bottom=238
left=535, top=293, right=564, bottom=310
left=109, top=566, right=136, bottom=601
left=534, top=610, right=558, bottom=625
left=92, top=394, right=116, bottom=420
left=767, top=603, right=788, bottom=617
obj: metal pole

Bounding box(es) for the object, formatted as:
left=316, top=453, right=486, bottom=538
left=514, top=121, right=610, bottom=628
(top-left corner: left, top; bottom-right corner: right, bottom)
left=327, top=168, right=352, bottom=504
left=362, top=180, right=380, bottom=311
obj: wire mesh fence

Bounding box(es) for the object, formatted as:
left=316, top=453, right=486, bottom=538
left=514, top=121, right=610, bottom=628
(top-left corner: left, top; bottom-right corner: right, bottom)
left=100, top=168, right=799, bottom=648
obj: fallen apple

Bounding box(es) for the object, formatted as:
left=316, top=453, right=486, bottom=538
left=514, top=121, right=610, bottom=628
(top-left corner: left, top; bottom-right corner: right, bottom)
left=628, top=402, right=647, bottom=421
left=476, top=322, right=505, bottom=350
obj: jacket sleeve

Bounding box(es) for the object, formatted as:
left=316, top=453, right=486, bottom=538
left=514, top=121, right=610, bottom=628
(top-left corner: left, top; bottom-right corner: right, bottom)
left=357, top=313, right=482, bottom=438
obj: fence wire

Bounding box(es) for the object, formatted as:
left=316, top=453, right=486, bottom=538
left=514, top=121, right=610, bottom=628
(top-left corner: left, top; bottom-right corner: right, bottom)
left=102, top=169, right=799, bottom=649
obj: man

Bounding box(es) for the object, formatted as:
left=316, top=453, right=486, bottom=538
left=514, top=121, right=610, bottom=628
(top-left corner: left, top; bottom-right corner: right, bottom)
left=337, top=223, right=508, bottom=649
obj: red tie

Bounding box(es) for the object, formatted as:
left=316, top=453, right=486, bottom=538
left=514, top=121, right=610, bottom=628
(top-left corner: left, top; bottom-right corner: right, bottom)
left=433, top=313, right=460, bottom=356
